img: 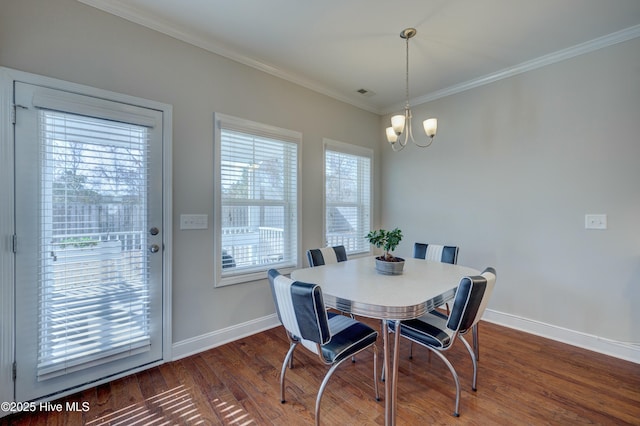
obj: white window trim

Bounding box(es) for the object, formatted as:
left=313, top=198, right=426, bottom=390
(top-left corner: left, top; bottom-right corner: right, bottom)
left=214, top=113, right=301, bottom=287
left=322, top=139, right=373, bottom=257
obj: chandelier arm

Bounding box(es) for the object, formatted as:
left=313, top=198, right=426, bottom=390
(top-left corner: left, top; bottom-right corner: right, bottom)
left=390, top=142, right=406, bottom=152
left=398, top=130, right=409, bottom=148
left=413, top=137, right=435, bottom=148
left=408, top=113, right=417, bottom=145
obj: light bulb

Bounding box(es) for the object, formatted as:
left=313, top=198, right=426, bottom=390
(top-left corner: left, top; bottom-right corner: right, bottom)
left=391, top=115, right=405, bottom=135
left=423, top=118, right=437, bottom=137
left=386, top=127, right=398, bottom=143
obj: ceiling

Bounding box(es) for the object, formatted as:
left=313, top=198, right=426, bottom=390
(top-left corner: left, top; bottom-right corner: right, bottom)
left=79, top=0, right=640, bottom=114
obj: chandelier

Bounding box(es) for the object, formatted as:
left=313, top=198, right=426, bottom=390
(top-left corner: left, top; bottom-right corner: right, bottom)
left=386, top=28, right=438, bottom=151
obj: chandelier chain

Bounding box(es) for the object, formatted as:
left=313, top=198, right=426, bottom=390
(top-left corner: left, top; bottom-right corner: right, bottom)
left=405, top=35, right=410, bottom=107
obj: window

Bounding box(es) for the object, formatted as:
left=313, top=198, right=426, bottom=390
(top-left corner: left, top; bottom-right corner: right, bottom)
left=214, top=114, right=300, bottom=286
left=324, top=139, right=372, bottom=255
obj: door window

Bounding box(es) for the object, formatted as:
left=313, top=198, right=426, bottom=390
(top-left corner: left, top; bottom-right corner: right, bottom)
left=13, top=81, right=167, bottom=401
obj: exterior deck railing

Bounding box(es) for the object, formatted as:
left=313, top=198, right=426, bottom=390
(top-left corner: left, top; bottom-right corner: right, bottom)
left=222, top=226, right=284, bottom=267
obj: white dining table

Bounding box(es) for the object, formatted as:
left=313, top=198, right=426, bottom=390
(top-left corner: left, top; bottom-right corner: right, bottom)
left=291, top=256, right=479, bottom=426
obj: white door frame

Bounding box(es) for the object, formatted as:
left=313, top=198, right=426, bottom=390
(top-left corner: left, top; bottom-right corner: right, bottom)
left=0, top=67, right=172, bottom=410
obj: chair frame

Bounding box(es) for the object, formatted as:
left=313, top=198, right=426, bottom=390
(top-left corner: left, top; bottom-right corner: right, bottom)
left=388, top=267, right=496, bottom=417
left=268, top=269, right=379, bottom=425
left=279, top=336, right=379, bottom=424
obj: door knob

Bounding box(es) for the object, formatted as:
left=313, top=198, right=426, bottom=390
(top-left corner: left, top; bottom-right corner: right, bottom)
left=149, top=244, right=160, bottom=253
left=149, top=227, right=159, bottom=236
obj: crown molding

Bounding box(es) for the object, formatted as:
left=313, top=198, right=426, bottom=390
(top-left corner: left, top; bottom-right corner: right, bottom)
left=384, top=23, right=640, bottom=115
left=77, top=0, right=379, bottom=114
left=78, top=1, right=639, bottom=116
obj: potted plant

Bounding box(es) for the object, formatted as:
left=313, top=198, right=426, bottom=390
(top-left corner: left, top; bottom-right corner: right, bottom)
left=365, top=227, right=405, bottom=275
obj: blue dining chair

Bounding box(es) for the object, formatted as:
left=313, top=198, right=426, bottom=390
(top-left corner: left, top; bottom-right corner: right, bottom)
left=306, top=245, right=348, bottom=267
left=414, top=242, right=482, bottom=361
left=413, top=242, right=459, bottom=265
left=268, top=269, right=380, bottom=426
left=412, top=242, right=462, bottom=355
left=389, top=267, right=496, bottom=417
left=306, top=245, right=358, bottom=361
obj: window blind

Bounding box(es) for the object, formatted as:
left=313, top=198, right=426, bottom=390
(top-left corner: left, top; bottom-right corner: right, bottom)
left=37, top=109, right=151, bottom=380
left=324, top=142, right=371, bottom=254
left=217, top=117, right=299, bottom=282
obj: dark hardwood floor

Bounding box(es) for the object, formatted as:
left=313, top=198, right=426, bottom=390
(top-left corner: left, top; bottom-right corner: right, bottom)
left=3, top=319, right=639, bottom=425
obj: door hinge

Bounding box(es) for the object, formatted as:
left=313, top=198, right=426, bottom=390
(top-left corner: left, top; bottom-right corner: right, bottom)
left=11, top=104, right=27, bottom=125
left=12, top=362, right=16, bottom=381
left=12, top=234, right=17, bottom=253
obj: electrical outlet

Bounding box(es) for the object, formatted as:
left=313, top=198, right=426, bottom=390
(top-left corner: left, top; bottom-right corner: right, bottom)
left=585, top=214, right=607, bottom=230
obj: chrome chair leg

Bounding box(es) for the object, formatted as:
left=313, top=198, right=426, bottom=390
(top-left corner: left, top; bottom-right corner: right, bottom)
left=472, top=323, right=479, bottom=361
left=315, top=362, right=340, bottom=426
left=459, top=335, right=478, bottom=391
left=315, top=345, right=379, bottom=426
left=350, top=313, right=357, bottom=362
left=428, top=347, right=461, bottom=417
left=380, top=321, right=387, bottom=382
left=407, top=340, right=429, bottom=360
left=371, top=344, right=380, bottom=401
left=280, top=342, right=297, bottom=403
left=285, top=334, right=296, bottom=369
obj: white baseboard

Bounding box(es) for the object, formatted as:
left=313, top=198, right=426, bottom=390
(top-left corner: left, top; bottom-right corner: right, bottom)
left=172, top=313, right=281, bottom=361
left=171, top=310, right=640, bottom=365
left=483, top=309, right=640, bottom=364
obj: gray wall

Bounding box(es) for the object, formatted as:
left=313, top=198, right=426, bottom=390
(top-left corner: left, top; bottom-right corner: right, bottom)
left=2, top=0, right=638, bottom=356
left=0, top=0, right=381, bottom=343
left=381, top=37, right=640, bottom=344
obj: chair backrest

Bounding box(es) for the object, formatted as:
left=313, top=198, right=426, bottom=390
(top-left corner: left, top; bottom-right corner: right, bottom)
left=446, top=267, right=496, bottom=333
left=267, top=269, right=330, bottom=352
left=413, top=242, right=459, bottom=265
left=307, top=245, right=348, bottom=267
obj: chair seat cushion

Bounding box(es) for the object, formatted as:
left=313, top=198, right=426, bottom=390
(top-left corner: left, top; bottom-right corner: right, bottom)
left=321, top=315, right=378, bottom=364
left=391, top=310, right=454, bottom=349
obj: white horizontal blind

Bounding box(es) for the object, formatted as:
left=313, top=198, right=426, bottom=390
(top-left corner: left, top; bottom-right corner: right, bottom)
left=324, top=142, right=371, bottom=254
left=37, top=109, right=151, bottom=380
left=219, top=121, right=298, bottom=278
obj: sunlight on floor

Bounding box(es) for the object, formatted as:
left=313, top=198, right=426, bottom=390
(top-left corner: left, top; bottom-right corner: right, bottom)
left=213, top=398, right=255, bottom=426
left=84, top=385, right=257, bottom=425
left=86, top=385, right=204, bottom=425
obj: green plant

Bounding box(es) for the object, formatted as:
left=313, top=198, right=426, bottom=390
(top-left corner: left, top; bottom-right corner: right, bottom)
left=365, top=227, right=403, bottom=261
left=59, top=237, right=99, bottom=249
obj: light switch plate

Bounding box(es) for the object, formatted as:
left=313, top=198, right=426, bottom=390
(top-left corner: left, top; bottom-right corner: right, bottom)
left=180, top=214, right=208, bottom=230
left=585, top=214, right=607, bottom=230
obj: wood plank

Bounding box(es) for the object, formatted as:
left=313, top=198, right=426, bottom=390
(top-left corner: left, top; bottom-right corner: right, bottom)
left=2, top=320, right=639, bottom=425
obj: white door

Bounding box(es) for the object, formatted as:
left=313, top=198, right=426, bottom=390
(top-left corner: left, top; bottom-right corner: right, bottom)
left=14, top=82, right=165, bottom=401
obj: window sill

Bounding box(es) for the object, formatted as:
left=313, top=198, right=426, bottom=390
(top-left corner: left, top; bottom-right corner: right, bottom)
left=215, top=264, right=296, bottom=287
